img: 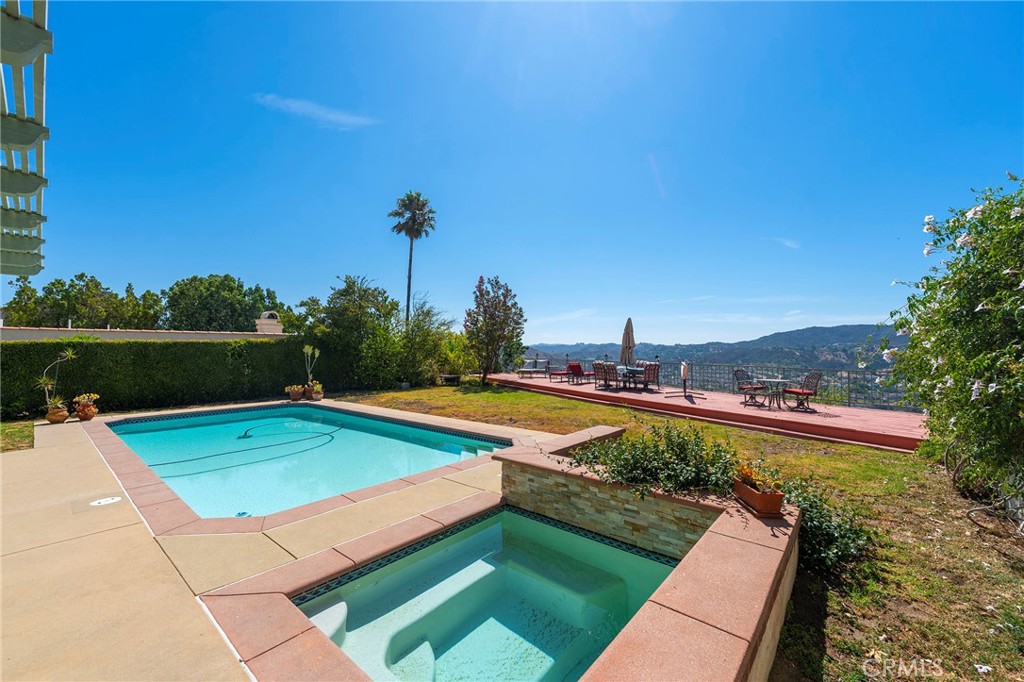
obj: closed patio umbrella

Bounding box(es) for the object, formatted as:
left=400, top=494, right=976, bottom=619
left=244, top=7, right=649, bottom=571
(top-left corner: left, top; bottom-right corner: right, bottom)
left=620, top=318, right=636, bottom=367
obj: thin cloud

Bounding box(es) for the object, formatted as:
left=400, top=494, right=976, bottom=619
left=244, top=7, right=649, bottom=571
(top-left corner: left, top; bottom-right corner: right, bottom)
left=252, top=94, right=377, bottom=130
left=647, top=153, right=667, bottom=197
left=771, top=237, right=800, bottom=249
left=531, top=308, right=598, bottom=326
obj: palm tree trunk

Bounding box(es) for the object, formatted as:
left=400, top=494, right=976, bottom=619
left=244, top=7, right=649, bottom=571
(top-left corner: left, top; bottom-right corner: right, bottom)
left=405, top=236, right=414, bottom=326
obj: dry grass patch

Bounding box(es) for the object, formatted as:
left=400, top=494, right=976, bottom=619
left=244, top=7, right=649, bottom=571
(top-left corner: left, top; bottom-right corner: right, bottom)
left=0, top=421, right=34, bottom=452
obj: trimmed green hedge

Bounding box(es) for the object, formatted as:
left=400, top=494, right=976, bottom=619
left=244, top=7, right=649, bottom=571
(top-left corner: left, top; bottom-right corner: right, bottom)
left=0, top=339, right=344, bottom=419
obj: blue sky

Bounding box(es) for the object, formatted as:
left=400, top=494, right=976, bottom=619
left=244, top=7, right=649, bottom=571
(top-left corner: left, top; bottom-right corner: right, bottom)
left=12, top=1, right=1022, bottom=344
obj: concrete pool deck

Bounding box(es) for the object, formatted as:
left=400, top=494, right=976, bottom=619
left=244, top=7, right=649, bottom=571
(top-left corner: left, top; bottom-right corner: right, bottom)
left=1, top=403, right=552, bottom=681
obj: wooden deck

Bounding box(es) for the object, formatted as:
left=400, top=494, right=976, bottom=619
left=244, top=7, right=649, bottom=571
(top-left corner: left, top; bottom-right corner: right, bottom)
left=490, top=373, right=927, bottom=452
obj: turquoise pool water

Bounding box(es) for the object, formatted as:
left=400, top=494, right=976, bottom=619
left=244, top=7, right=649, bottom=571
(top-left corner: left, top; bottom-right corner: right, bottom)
left=109, top=406, right=506, bottom=518
left=298, top=509, right=675, bottom=682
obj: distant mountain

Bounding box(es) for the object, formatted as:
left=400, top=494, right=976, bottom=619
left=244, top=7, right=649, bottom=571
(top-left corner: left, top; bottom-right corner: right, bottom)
left=529, top=324, right=905, bottom=370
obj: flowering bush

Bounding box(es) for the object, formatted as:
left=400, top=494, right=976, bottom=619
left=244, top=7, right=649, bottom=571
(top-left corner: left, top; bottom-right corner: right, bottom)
left=888, top=177, right=1023, bottom=499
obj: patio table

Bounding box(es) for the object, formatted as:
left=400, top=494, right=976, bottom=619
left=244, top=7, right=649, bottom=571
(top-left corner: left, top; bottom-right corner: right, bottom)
left=616, top=366, right=645, bottom=388
left=760, top=378, right=792, bottom=410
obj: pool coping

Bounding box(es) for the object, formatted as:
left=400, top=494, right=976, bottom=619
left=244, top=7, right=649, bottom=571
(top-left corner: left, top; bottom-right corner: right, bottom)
left=193, top=427, right=800, bottom=682
left=80, top=400, right=548, bottom=538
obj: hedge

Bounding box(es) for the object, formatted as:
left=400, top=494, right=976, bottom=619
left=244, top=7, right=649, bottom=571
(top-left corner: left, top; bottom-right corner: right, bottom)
left=0, top=339, right=344, bottom=420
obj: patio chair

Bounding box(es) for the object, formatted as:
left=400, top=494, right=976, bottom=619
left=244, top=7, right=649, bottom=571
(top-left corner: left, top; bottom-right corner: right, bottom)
left=733, top=369, right=767, bottom=407
left=637, top=362, right=660, bottom=389
left=594, top=362, right=618, bottom=389
left=548, top=364, right=570, bottom=382
left=567, top=362, right=595, bottom=384
left=783, top=371, right=823, bottom=412
left=516, top=358, right=549, bottom=379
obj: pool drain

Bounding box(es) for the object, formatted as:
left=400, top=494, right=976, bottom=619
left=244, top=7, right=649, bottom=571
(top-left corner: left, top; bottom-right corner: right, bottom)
left=89, top=496, right=122, bottom=506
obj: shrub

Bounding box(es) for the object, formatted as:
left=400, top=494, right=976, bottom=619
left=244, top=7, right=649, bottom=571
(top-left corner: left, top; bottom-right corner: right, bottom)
left=888, top=179, right=1023, bottom=499
left=569, top=421, right=872, bottom=578
left=0, top=338, right=342, bottom=418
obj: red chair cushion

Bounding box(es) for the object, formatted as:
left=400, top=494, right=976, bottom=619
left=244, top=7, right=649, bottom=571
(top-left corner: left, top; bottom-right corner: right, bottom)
left=741, top=385, right=766, bottom=391
left=550, top=371, right=569, bottom=376
left=784, top=388, right=814, bottom=396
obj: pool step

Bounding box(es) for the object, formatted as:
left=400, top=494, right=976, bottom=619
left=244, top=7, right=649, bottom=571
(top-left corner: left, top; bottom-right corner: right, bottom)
left=389, top=638, right=436, bottom=682
left=496, top=537, right=628, bottom=628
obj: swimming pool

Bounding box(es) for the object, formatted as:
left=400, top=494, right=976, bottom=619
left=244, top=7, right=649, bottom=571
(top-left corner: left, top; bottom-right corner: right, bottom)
left=297, top=508, right=675, bottom=682
left=109, top=405, right=508, bottom=518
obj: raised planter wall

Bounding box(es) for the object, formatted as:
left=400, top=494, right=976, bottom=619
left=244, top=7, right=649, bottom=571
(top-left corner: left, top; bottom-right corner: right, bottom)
left=494, top=429, right=801, bottom=682
left=502, top=460, right=718, bottom=559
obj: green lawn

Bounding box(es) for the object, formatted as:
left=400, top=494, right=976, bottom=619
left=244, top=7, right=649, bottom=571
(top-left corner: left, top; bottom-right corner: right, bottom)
left=336, top=384, right=1024, bottom=681
left=0, top=420, right=34, bottom=453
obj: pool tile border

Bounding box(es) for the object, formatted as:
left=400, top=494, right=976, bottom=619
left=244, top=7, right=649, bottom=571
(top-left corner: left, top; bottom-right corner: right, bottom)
left=81, top=400, right=539, bottom=538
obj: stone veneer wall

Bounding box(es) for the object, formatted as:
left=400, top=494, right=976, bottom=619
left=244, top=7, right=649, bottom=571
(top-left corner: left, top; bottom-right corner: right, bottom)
left=502, top=460, right=720, bottom=559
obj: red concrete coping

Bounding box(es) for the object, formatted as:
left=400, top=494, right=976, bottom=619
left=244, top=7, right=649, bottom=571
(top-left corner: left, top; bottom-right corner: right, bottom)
left=80, top=418, right=500, bottom=537
left=498, top=427, right=801, bottom=681
left=201, top=491, right=504, bottom=681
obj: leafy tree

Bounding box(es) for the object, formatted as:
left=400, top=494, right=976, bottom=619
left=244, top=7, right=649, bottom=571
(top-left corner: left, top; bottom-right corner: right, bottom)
left=305, top=276, right=401, bottom=388
left=4, top=274, right=164, bottom=329
left=388, top=191, right=436, bottom=326
left=2, top=276, right=41, bottom=326
left=163, top=274, right=280, bottom=332
left=398, top=297, right=453, bottom=386
left=439, top=331, right=477, bottom=376
left=888, top=177, right=1023, bottom=505
left=464, top=276, right=526, bottom=385
left=118, top=284, right=165, bottom=329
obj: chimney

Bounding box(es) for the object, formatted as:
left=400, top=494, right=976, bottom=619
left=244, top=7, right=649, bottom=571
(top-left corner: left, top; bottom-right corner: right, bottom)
left=255, top=311, right=284, bottom=334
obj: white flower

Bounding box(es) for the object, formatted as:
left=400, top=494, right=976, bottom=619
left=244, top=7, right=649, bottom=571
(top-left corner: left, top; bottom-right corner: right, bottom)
left=875, top=376, right=884, bottom=385
left=988, top=383, right=998, bottom=393
left=882, top=348, right=898, bottom=363
left=858, top=361, right=867, bottom=369
left=956, top=233, right=974, bottom=248
left=975, top=664, right=992, bottom=674
left=1011, top=206, right=1022, bottom=219
left=931, top=356, right=944, bottom=370
left=971, top=379, right=982, bottom=400
left=922, top=339, right=932, bottom=349
left=1017, top=279, right=1024, bottom=290
left=975, top=302, right=991, bottom=312
left=924, top=245, right=937, bottom=256
left=945, top=375, right=954, bottom=387
left=897, top=327, right=909, bottom=336
left=948, top=416, right=956, bottom=426
left=966, top=205, right=984, bottom=220
left=1002, top=268, right=1018, bottom=275
left=924, top=214, right=935, bottom=223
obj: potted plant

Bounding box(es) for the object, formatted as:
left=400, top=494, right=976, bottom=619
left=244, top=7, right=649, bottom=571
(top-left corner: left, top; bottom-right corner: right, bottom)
left=45, top=397, right=70, bottom=424
left=73, top=393, right=100, bottom=421
left=306, top=381, right=324, bottom=401
left=35, top=348, right=76, bottom=423
left=733, top=461, right=785, bottom=517
left=285, top=384, right=305, bottom=401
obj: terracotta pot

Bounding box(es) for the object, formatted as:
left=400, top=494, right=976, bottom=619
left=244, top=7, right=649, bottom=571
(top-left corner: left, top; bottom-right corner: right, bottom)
left=288, top=389, right=303, bottom=402
left=46, top=407, right=70, bottom=424
left=75, top=404, right=98, bottom=421
left=311, top=391, right=324, bottom=401
left=733, top=478, right=784, bottom=518
left=303, top=386, right=315, bottom=400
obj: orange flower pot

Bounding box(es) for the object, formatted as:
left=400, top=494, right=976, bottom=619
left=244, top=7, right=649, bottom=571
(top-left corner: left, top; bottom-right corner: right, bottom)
left=733, top=478, right=784, bottom=518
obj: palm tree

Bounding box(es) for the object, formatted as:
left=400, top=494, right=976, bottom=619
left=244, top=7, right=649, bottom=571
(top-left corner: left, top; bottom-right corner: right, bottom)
left=388, top=191, right=436, bottom=325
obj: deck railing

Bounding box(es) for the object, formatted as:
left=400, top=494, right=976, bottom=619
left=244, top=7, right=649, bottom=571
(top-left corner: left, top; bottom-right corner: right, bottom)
left=538, top=355, right=918, bottom=412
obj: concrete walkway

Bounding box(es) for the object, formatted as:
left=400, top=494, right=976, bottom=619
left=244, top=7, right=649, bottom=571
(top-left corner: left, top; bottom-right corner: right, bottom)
left=2, top=411, right=543, bottom=681
left=1, top=423, right=247, bottom=681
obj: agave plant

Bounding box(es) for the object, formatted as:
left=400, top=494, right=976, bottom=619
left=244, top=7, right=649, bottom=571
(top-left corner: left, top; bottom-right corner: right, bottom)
left=36, top=348, right=76, bottom=408
left=303, top=345, right=320, bottom=385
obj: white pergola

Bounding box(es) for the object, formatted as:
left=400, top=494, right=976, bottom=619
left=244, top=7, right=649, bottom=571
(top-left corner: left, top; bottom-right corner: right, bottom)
left=1, top=0, right=51, bottom=276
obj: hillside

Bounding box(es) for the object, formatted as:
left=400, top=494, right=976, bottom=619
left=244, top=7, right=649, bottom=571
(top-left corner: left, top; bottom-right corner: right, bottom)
left=530, top=324, right=905, bottom=370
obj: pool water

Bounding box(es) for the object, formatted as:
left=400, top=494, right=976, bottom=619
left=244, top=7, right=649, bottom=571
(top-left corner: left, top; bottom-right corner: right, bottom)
left=299, top=510, right=675, bottom=682
left=109, top=406, right=506, bottom=518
